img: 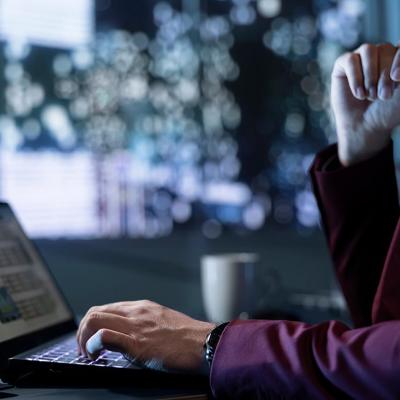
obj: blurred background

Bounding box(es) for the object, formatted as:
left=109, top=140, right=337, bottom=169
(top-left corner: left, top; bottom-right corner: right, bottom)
left=0, top=0, right=393, bottom=322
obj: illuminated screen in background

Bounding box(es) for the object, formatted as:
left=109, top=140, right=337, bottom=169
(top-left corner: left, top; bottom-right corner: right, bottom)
left=0, top=0, right=93, bottom=50
left=0, top=0, right=366, bottom=239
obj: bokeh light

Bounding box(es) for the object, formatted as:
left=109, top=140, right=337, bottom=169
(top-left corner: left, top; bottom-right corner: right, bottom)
left=0, top=0, right=365, bottom=238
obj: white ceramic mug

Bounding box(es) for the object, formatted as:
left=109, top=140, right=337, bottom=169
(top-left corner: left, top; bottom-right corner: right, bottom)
left=200, top=253, right=258, bottom=323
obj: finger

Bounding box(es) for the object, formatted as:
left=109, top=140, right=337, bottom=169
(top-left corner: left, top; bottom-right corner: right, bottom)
left=378, top=46, right=397, bottom=100
left=356, top=44, right=378, bottom=100
left=86, top=302, right=150, bottom=317
left=76, top=304, right=128, bottom=350
left=76, top=313, right=89, bottom=355
left=86, top=329, right=134, bottom=360
left=333, top=52, right=366, bottom=100
left=78, top=312, right=129, bottom=357
left=390, top=47, right=400, bottom=82
left=76, top=303, right=138, bottom=354
left=378, top=68, right=394, bottom=100
left=78, top=312, right=131, bottom=357
left=86, top=303, right=132, bottom=317
left=76, top=331, right=82, bottom=355
left=76, top=311, right=92, bottom=354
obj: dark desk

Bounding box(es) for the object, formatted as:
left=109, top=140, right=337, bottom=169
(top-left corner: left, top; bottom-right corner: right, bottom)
left=2, top=386, right=208, bottom=399
left=1, top=370, right=209, bottom=399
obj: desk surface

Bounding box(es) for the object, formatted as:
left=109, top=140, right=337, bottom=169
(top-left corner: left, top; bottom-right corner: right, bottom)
left=3, top=386, right=208, bottom=399
left=1, top=376, right=209, bottom=399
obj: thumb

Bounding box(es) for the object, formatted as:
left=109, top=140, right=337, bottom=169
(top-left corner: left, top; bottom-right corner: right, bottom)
left=86, top=328, right=133, bottom=359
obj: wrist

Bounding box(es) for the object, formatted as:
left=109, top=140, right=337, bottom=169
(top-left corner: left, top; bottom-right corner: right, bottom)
left=337, top=130, right=391, bottom=167
left=187, top=321, right=216, bottom=373
left=338, top=143, right=372, bottom=167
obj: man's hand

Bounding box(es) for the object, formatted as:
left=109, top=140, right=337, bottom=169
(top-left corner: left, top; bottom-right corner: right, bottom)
left=76, top=300, right=216, bottom=372
left=332, top=43, right=400, bottom=166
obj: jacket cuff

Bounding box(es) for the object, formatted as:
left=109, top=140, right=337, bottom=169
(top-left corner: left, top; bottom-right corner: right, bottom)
left=309, top=141, right=397, bottom=223
left=311, top=141, right=394, bottom=175
left=209, top=320, right=271, bottom=399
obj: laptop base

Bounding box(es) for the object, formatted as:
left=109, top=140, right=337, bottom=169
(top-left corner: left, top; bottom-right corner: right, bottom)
left=4, top=357, right=209, bottom=392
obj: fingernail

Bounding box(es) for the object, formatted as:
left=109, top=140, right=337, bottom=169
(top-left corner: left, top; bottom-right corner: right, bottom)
left=86, top=331, right=103, bottom=358
left=391, top=68, right=400, bottom=81
left=356, top=87, right=366, bottom=100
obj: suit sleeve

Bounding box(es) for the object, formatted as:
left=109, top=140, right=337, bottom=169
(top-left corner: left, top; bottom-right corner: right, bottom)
left=210, top=319, right=400, bottom=399
left=209, top=144, right=400, bottom=399
left=309, top=142, right=399, bottom=327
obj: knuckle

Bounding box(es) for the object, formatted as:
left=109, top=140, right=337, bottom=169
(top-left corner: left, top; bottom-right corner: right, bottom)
left=86, top=312, right=102, bottom=327
left=97, top=328, right=108, bottom=341
left=338, top=52, right=351, bottom=63
left=359, top=43, right=375, bottom=54
left=348, top=53, right=359, bottom=63
left=378, top=42, right=396, bottom=53
left=127, top=335, right=139, bottom=352
left=332, top=53, right=349, bottom=76
left=340, top=52, right=360, bottom=72
left=131, top=338, right=140, bottom=353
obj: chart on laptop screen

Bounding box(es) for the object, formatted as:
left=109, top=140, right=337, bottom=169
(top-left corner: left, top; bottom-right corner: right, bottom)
left=0, top=206, right=72, bottom=342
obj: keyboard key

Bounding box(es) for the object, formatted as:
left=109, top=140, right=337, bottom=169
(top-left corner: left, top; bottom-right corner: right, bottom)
left=75, top=359, right=93, bottom=365
left=111, top=359, right=130, bottom=368
left=92, top=359, right=112, bottom=366
left=23, top=336, right=132, bottom=369
left=46, top=352, right=64, bottom=357
left=56, top=356, right=77, bottom=363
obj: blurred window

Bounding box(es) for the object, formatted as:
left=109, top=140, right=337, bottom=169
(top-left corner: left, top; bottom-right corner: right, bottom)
left=0, top=0, right=94, bottom=50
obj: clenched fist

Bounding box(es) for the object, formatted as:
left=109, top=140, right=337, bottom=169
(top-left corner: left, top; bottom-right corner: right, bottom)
left=331, top=43, right=400, bottom=166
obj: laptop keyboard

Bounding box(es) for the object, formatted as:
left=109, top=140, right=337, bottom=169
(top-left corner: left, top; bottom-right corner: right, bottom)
left=24, top=336, right=132, bottom=368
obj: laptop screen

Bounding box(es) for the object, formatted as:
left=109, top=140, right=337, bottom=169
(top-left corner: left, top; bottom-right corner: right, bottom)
left=0, top=204, right=72, bottom=343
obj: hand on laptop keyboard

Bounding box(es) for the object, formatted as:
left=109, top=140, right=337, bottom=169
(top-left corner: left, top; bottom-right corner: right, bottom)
left=77, top=300, right=216, bottom=373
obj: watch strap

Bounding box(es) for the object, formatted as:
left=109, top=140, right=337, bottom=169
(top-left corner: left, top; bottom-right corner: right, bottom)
left=204, top=322, right=229, bottom=367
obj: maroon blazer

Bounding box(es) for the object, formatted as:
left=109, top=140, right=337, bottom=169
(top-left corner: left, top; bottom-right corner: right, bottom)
left=210, top=143, right=400, bottom=399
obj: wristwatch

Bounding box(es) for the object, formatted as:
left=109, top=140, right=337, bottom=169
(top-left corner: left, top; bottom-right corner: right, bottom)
left=204, top=322, right=229, bottom=367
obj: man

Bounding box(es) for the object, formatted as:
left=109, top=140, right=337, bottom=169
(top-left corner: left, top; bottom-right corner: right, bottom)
left=77, top=42, right=400, bottom=398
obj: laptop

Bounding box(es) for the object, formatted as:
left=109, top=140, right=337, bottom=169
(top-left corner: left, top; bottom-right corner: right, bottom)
left=0, top=202, right=207, bottom=389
